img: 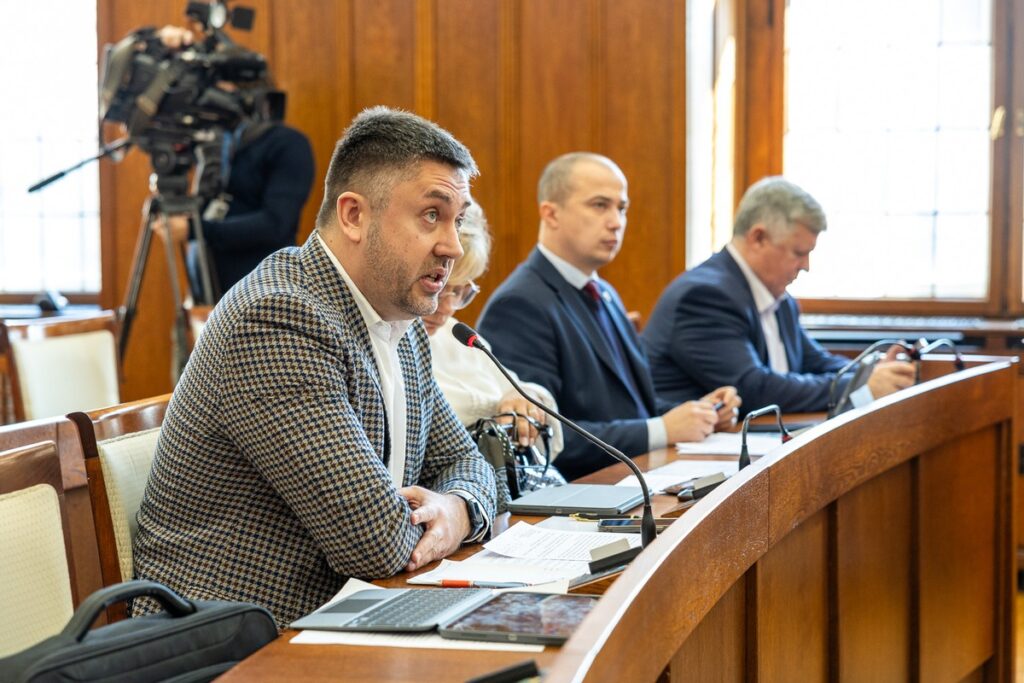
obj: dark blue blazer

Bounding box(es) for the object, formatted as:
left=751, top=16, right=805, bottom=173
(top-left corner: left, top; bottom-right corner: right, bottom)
left=642, top=249, right=848, bottom=413
left=477, top=248, right=673, bottom=480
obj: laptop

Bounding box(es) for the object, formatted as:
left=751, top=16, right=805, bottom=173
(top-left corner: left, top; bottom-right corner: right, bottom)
left=506, top=483, right=644, bottom=516
left=291, top=588, right=493, bottom=632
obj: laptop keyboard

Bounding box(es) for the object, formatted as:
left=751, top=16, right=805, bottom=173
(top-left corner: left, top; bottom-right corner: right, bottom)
left=345, top=589, right=489, bottom=629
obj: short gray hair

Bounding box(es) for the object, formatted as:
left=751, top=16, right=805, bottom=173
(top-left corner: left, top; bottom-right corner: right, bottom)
left=316, top=106, right=479, bottom=229
left=733, top=176, right=827, bottom=238
left=537, top=152, right=619, bottom=205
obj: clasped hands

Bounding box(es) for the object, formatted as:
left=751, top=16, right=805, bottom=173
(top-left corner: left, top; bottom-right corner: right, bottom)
left=399, top=486, right=472, bottom=572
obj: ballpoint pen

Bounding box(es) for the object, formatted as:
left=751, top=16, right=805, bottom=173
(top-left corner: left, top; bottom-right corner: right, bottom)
left=439, top=580, right=528, bottom=588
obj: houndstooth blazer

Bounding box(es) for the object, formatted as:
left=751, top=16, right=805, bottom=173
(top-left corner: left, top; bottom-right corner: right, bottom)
left=131, top=235, right=496, bottom=628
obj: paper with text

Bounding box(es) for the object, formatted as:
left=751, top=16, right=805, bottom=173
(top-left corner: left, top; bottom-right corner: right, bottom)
left=483, top=521, right=640, bottom=562
left=674, top=431, right=784, bottom=457
left=616, top=458, right=739, bottom=491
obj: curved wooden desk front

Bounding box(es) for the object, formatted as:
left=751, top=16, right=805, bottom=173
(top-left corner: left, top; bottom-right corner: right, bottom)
left=224, top=360, right=1016, bottom=683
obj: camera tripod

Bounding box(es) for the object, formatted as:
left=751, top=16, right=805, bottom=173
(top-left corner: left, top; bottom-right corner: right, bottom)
left=118, top=173, right=220, bottom=381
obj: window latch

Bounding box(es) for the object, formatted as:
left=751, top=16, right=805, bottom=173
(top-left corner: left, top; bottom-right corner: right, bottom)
left=990, top=105, right=1006, bottom=140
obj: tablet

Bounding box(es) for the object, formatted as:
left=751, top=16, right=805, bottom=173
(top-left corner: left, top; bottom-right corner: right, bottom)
left=438, top=592, right=600, bottom=645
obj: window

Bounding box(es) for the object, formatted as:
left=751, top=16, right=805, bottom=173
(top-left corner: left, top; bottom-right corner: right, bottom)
left=702, top=0, right=1023, bottom=316
left=783, top=0, right=993, bottom=301
left=0, top=1, right=100, bottom=297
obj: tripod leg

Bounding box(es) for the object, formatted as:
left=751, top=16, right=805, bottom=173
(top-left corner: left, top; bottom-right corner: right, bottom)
left=162, top=218, right=192, bottom=383
left=190, top=215, right=221, bottom=304
left=118, top=197, right=156, bottom=364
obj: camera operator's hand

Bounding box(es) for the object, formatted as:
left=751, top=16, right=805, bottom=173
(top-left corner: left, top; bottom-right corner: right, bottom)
left=153, top=215, right=190, bottom=245
left=157, top=25, right=195, bottom=49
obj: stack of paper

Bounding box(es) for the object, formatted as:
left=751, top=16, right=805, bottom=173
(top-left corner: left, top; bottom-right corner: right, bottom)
left=616, top=458, right=739, bottom=492
left=674, top=431, right=783, bottom=457
left=408, top=522, right=639, bottom=590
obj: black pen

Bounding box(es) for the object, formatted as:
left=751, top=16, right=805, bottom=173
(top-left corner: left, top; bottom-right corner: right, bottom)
left=570, top=512, right=638, bottom=521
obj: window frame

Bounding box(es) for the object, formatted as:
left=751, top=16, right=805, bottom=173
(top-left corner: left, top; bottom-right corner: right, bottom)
left=736, top=0, right=1015, bottom=318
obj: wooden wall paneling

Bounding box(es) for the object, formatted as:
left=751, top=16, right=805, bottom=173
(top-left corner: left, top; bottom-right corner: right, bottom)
left=736, top=0, right=784, bottom=202
left=600, top=0, right=684, bottom=319
left=671, top=577, right=746, bottom=683
left=517, top=0, right=595, bottom=265
left=918, top=431, right=997, bottom=683
left=98, top=0, right=694, bottom=398
left=351, top=0, right=416, bottom=112
left=434, top=0, right=503, bottom=325
left=754, top=507, right=830, bottom=682
left=835, top=462, right=912, bottom=682
left=268, top=0, right=349, bottom=246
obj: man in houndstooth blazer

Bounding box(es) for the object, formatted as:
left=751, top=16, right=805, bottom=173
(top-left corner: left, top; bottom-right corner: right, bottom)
left=132, top=108, right=496, bottom=628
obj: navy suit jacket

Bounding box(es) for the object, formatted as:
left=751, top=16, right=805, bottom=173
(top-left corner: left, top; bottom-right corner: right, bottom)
left=477, top=248, right=672, bottom=480
left=642, top=249, right=848, bottom=413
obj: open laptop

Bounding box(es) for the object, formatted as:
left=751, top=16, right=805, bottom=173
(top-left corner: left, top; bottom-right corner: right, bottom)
left=507, top=483, right=644, bottom=516
left=291, top=588, right=493, bottom=632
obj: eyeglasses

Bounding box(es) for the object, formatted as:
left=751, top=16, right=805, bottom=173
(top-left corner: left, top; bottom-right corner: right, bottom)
left=440, top=281, right=481, bottom=309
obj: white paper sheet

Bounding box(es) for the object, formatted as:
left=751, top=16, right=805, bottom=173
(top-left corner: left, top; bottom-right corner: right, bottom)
left=674, top=431, right=784, bottom=456
left=406, top=558, right=575, bottom=588
left=289, top=578, right=544, bottom=652
left=483, top=521, right=640, bottom=562
left=616, top=458, right=739, bottom=491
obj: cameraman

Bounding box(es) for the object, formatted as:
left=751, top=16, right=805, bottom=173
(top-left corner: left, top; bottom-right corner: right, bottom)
left=155, top=25, right=315, bottom=299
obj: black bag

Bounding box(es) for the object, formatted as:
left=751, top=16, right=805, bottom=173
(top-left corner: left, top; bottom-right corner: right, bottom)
left=0, top=580, right=277, bottom=683
left=471, top=413, right=566, bottom=513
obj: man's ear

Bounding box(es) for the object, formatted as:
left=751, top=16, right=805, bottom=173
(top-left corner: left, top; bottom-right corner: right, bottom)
left=539, top=201, right=559, bottom=230
left=746, top=223, right=771, bottom=249
left=335, top=192, right=369, bottom=244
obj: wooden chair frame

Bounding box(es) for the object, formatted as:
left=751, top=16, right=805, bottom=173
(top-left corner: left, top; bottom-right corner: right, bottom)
left=68, top=394, right=170, bottom=622
left=1, top=311, right=120, bottom=423
left=0, top=441, right=76, bottom=603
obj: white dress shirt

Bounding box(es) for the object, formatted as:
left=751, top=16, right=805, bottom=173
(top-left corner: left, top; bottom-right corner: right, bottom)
left=317, top=234, right=411, bottom=485
left=536, top=244, right=667, bottom=451
left=726, top=242, right=790, bottom=374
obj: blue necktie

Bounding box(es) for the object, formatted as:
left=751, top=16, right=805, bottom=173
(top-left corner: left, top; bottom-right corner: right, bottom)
left=582, top=281, right=650, bottom=419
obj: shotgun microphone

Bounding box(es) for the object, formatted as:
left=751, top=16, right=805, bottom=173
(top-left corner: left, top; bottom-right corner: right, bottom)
left=738, top=404, right=791, bottom=470
left=452, top=322, right=657, bottom=548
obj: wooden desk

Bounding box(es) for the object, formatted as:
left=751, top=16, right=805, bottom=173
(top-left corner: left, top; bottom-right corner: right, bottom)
left=223, top=359, right=1016, bottom=682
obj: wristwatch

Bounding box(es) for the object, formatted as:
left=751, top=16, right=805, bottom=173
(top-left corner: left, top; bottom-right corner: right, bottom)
left=452, top=491, right=487, bottom=540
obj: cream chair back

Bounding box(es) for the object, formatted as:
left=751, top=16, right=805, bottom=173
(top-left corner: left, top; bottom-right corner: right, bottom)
left=2, top=312, right=120, bottom=422
left=95, top=428, right=161, bottom=582
left=0, top=442, right=74, bottom=657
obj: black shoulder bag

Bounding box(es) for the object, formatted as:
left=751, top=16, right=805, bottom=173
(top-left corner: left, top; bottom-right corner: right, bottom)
left=470, top=413, right=566, bottom=513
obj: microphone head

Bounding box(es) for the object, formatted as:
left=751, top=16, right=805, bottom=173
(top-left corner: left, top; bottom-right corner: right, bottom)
left=451, top=321, right=479, bottom=348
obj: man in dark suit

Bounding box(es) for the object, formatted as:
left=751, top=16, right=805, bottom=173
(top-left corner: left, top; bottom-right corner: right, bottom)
left=643, top=176, right=914, bottom=414
left=478, top=153, right=739, bottom=480
left=133, top=108, right=496, bottom=628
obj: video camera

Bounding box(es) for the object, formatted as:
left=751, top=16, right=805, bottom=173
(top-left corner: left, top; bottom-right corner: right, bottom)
left=98, top=0, right=272, bottom=199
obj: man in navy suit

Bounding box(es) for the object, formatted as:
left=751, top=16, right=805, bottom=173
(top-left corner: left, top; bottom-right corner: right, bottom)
left=643, top=176, right=914, bottom=414
left=477, top=153, right=739, bottom=480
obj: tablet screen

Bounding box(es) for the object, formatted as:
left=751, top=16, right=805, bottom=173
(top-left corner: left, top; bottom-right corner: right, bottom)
left=440, top=593, right=599, bottom=645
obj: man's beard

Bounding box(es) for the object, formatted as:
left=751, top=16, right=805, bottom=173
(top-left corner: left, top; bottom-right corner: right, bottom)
left=365, top=219, right=441, bottom=318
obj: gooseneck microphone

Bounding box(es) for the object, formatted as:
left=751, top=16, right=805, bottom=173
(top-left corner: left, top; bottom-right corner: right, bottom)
left=825, top=338, right=909, bottom=418
left=452, top=322, right=657, bottom=548
left=738, top=404, right=791, bottom=470
left=910, top=337, right=965, bottom=371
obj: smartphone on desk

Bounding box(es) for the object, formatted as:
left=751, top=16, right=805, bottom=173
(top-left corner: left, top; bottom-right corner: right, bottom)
left=597, top=518, right=676, bottom=533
